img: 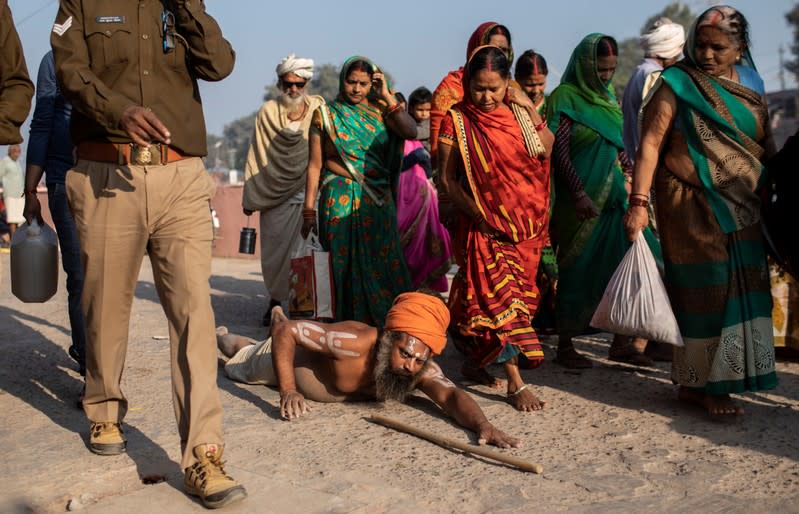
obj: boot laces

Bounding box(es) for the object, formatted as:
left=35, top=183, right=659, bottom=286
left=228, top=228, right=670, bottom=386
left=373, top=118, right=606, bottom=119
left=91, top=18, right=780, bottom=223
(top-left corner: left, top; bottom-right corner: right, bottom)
left=195, top=452, right=229, bottom=487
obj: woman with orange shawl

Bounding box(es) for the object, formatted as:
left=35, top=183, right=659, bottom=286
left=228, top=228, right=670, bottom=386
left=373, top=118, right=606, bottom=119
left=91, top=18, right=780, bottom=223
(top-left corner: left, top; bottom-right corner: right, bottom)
left=430, top=22, right=513, bottom=165
left=439, top=46, right=554, bottom=411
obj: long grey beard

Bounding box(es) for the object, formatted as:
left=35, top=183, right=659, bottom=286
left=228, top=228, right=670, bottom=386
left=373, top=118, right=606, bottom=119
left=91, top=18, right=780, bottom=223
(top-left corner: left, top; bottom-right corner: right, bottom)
left=279, top=93, right=305, bottom=113
left=373, top=333, right=426, bottom=402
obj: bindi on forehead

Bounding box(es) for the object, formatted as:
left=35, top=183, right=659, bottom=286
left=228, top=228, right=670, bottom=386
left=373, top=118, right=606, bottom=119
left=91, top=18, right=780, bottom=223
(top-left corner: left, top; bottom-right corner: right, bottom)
left=404, top=336, right=430, bottom=360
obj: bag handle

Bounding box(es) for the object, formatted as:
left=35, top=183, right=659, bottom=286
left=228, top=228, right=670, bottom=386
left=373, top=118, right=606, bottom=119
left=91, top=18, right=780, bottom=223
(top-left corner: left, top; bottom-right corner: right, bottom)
left=293, top=233, right=323, bottom=258
left=305, top=233, right=323, bottom=251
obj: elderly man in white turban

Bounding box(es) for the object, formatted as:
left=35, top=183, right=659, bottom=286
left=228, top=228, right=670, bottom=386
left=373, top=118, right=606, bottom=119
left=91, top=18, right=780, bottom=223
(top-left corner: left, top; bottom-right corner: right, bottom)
left=622, top=17, right=685, bottom=161
left=242, top=54, right=325, bottom=325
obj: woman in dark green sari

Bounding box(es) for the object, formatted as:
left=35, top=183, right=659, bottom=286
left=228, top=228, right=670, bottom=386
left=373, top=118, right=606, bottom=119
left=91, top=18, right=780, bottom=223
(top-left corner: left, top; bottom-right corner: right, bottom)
left=548, top=34, right=661, bottom=368
left=302, top=56, right=416, bottom=324
left=625, top=6, right=777, bottom=416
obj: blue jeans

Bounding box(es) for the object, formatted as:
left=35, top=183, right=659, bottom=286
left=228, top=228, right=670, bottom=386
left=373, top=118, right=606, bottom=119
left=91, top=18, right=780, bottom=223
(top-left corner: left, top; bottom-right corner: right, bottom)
left=48, top=182, right=86, bottom=374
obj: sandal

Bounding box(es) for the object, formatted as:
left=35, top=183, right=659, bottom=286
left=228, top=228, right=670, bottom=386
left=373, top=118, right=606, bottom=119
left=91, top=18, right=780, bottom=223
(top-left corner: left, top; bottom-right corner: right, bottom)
left=608, top=347, right=655, bottom=366
left=553, top=347, right=593, bottom=369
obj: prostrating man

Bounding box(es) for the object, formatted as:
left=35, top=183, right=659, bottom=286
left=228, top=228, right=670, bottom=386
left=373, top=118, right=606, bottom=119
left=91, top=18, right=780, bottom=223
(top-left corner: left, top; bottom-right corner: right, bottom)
left=0, top=0, right=33, bottom=145
left=51, top=0, right=245, bottom=509
left=0, top=144, right=24, bottom=241
left=242, top=54, right=325, bottom=325
left=218, top=292, right=521, bottom=448
left=622, top=17, right=685, bottom=161
left=24, top=50, right=87, bottom=377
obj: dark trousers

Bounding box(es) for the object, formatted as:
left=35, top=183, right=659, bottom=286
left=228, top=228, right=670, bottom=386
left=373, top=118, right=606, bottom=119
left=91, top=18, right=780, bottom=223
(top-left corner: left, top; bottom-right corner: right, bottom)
left=48, top=182, right=87, bottom=373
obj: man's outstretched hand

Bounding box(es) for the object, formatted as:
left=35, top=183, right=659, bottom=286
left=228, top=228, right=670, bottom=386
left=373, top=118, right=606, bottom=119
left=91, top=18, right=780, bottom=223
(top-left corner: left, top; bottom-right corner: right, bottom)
left=476, top=421, right=521, bottom=449
left=279, top=390, right=311, bottom=420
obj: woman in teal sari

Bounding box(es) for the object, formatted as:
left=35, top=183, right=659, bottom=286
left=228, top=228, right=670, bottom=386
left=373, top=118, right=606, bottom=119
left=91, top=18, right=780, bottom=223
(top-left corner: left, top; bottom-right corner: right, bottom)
left=302, top=57, right=416, bottom=324
left=625, top=6, right=777, bottom=416
left=548, top=34, right=661, bottom=368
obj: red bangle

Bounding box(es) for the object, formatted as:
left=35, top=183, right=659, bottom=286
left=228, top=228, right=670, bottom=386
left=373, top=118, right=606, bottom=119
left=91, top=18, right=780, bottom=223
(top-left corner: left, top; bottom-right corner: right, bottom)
left=384, top=103, right=403, bottom=117
left=534, top=121, right=547, bottom=131
left=629, top=197, right=649, bottom=208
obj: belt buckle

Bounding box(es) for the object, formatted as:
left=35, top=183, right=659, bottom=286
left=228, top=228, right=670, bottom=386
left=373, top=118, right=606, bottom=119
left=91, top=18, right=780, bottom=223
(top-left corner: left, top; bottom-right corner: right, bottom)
left=130, top=143, right=161, bottom=165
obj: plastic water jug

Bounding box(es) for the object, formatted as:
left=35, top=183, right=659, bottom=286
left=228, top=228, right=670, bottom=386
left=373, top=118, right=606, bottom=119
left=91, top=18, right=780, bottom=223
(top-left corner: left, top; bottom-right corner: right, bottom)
left=10, top=219, right=59, bottom=302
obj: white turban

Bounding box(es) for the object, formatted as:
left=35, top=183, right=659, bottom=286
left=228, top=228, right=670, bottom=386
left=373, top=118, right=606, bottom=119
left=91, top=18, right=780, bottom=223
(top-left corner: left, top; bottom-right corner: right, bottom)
left=640, top=19, right=685, bottom=60
left=276, top=54, right=314, bottom=80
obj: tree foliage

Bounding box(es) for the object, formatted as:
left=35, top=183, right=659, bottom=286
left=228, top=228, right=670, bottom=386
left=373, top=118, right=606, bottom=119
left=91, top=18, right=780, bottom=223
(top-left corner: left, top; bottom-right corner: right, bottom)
left=612, top=1, right=695, bottom=98
left=787, top=4, right=799, bottom=77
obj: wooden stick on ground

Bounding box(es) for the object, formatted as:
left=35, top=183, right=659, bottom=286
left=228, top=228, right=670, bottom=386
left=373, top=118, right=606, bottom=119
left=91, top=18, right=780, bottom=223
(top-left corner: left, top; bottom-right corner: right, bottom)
left=368, top=415, right=543, bottom=474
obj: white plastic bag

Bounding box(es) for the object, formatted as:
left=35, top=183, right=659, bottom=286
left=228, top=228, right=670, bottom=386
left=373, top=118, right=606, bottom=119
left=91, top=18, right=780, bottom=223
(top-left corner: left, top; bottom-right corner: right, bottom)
left=590, top=232, right=684, bottom=346
left=288, top=234, right=335, bottom=319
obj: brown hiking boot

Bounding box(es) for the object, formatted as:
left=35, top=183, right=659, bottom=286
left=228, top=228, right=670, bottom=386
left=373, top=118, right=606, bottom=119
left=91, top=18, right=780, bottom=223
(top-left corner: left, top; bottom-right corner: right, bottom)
left=89, top=422, right=126, bottom=455
left=184, top=444, right=246, bottom=509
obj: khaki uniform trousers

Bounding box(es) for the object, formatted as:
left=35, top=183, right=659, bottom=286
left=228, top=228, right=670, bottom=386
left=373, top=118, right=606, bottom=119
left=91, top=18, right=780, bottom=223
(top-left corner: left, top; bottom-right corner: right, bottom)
left=66, top=157, right=223, bottom=469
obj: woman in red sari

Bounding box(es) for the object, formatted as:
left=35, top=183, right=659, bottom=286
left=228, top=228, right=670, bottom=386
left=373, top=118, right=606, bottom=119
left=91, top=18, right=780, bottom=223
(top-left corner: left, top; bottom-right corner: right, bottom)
left=439, top=46, right=554, bottom=411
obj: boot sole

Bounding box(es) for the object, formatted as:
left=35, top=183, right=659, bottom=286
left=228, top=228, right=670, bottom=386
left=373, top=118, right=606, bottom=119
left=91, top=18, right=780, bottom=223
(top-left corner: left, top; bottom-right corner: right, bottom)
left=186, top=485, right=247, bottom=509
left=90, top=442, right=127, bottom=456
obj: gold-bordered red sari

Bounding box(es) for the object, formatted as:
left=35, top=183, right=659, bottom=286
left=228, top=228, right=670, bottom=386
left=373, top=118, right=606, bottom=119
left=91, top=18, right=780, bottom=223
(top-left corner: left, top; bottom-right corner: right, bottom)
left=440, top=96, right=550, bottom=367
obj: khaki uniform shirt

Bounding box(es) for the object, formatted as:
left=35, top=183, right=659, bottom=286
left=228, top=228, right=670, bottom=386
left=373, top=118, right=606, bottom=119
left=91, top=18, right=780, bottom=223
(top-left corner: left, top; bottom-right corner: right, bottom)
left=0, top=1, right=34, bottom=145
left=51, top=0, right=234, bottom=156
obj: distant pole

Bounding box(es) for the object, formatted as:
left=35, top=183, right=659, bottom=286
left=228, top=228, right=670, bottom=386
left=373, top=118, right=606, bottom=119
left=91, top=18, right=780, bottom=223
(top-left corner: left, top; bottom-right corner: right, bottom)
left=778, top=45, right=786, bottom=91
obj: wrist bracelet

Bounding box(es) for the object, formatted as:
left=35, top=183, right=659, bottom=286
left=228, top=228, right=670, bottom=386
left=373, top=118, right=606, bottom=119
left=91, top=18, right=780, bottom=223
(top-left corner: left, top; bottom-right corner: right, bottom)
left=534, top=121, right=547, bottom=131
left=629, top=197, right=649, bottom=208
left=384, top=103, right=403, bottom=117
left=630, top=193, right=649, bottom=199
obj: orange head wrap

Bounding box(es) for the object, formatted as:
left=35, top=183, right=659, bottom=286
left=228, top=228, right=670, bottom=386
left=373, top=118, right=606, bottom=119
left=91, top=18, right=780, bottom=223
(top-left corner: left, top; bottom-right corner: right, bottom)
left=383, top=292, right=450, bottom=356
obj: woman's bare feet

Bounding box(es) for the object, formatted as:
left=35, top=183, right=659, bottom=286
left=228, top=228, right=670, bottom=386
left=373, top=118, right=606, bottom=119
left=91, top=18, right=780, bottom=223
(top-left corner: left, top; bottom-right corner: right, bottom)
left=507, top=384, right=547, bottom=412
left=461, top=360, right=503, bottom=388
left=503, top=356, right=546, bottom=411
left=608, top=335, right=654, bottom=366
left=678, top=387, right=745, bottom=416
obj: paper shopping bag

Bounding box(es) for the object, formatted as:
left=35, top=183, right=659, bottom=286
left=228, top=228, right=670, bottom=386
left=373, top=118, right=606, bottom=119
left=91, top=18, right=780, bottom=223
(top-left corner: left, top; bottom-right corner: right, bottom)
left=288, top=235, right=335, bottom=319
left=311, top=248, right=334, bottom=319
left=289, top=254, right=315, bottom=319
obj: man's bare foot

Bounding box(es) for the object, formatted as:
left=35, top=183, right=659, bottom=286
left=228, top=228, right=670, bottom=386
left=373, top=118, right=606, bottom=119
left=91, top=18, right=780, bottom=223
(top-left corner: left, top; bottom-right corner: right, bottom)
left=271, top=305, right=289, bottom=325
left=461, top=361, right=503, bottom=388
left=216, top=328, right=256, bottom=358
left=678, top=387, right=744, bottom=416
left=507, top=384, right=547, bottom=412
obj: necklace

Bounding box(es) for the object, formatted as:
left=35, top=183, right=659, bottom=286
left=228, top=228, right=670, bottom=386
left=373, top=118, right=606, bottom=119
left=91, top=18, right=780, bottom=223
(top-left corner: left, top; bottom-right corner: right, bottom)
left=287, top=101, right=308, bottom=122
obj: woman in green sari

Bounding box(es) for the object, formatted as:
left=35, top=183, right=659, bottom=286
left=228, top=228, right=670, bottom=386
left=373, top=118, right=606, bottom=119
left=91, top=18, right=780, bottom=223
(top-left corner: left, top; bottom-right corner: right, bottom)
left=302, top=56, right=416, bottom=324
left=624, top=6, right=778, bottom=416
left=548, top=34, right=661, bottom=368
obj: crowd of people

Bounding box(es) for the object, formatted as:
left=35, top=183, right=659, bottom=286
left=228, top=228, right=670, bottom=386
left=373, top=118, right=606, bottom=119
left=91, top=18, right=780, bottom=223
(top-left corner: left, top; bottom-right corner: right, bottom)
left=1, top=1, right=796, bottom=509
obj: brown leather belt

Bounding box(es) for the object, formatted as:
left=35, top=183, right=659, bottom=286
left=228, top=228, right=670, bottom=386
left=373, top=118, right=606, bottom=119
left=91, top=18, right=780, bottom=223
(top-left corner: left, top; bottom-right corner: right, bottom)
left=76, top=141, right=191, bottom=166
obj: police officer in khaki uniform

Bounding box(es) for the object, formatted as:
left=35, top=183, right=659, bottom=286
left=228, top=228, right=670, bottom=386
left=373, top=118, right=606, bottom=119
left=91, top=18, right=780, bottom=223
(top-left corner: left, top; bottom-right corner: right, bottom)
left=51, top=0, right=245, bottom=509
left=0, top=0, right=33, bottom=144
